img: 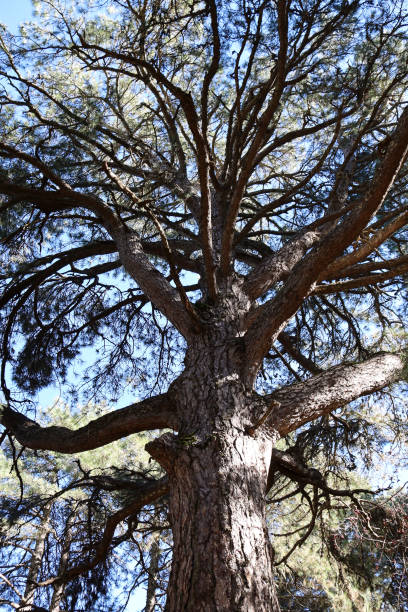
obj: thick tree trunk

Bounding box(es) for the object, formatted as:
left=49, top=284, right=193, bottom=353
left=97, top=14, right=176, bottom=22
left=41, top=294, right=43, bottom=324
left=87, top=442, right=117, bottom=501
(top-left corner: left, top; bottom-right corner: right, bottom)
left=147, top=317, right=281, bottom=611
left=164, top=430, right=279, bottom=611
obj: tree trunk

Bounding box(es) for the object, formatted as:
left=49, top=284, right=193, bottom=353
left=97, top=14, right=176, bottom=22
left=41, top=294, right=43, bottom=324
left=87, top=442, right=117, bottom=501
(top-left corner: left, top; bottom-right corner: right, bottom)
left=144, top=535, right=161, bottom=612
left=49, top=509, right=75, bottom=612
left=19, top=504, right=51, bottom=612
left=165, top=432, right=279, bottom=611
left=147, top=324, right=281, bottom=611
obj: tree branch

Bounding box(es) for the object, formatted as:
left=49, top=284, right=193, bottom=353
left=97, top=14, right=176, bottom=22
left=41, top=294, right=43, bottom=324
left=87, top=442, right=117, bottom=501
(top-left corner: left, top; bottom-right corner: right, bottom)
left=38, top=476, right=169, bottom=584
left=0, top=180, right=121, bottom=232
left=320, top=207, right=408, bottom=280
left=314, top=264, right=408, bottom=294
left=0, top=393, right=177, bottom=453
left=325, top=253, right=408, bottom=280
left=201, top=0, right=220, bottom=137
left=72, top=36, right=217, bottom=299
left=262, top=352, right=405, bottom=436
left=0, top=242, right=117, bottom=309
left=111, top=227, right=199, bottom=338
left=102, top=162, right=201, bottom=328
left=277, top=331, right=322, bottom=374
left=236, top=115, right=342, bottom=246
left=244, top=105, right=408, bottom=380
left=220, top=0, right=289, bottom=275
left=243, top=230, right=320, bottom=299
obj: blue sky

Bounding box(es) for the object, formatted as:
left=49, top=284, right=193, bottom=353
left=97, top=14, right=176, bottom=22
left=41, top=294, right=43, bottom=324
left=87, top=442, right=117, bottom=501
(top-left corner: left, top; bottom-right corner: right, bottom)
left=0, top=1, right=33, bottom=32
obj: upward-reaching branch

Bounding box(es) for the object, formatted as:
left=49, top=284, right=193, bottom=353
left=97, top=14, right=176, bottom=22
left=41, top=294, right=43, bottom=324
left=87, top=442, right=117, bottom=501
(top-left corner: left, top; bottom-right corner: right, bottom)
left=244, top=105, right=408, bottom=381
left=220, top=0, right=289, bottom=275
left=73, top=36, right=218, bottom=300
left=201, top=0, right=220, bottom=138
left=102, top=162, right=201, bottom=329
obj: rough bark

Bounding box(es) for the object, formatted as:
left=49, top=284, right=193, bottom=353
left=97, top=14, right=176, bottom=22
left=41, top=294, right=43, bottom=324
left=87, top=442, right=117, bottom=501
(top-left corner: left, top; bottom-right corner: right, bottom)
left=146, top=292, right=281, bottom=611
left=151, top=428, right=279, bottom=612
left=150, top=435, right=279, bottom=611
left=266, top=352, right=405, bottom=435
left=243, top=230, right=320, bottom=299
left=1, top=4, right=408, bottom=611
left=1, top=289, right=406, bottom=610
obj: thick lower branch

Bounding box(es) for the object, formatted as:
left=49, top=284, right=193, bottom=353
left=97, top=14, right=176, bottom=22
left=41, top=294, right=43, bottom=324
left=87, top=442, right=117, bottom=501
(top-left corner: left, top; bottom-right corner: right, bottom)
left=0, top=393, right=177, bottom=453
left=260, top=352, right=405, bottom=436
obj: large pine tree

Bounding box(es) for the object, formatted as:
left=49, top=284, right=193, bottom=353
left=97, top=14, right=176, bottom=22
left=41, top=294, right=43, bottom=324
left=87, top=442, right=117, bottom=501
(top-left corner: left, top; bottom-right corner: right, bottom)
left=1, top=1, right=408, bottom=609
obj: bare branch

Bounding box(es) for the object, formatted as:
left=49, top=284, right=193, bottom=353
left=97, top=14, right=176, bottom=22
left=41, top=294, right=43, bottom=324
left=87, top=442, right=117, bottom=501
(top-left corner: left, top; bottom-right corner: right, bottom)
left=243, top=230, right=320, bottom=300
left=201, top=0, right=220, bottom=137
left=236, top=115, right=343, bottom=245
left=262, top=353, right=405, bottom=436
left=0, top=393, right=177, bottom=453
left=277, top=331, right=322, bottom=375
left=0, top=179, right=121, bottom=232
left=325, top=253, right=408, bottom=280
left=72, top=36, right=218, bottom=299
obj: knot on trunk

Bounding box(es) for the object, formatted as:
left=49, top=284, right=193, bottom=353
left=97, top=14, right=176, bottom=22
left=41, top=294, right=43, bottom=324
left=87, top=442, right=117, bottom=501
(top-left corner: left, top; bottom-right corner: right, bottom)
left=146, top=432, right=180, bottom=472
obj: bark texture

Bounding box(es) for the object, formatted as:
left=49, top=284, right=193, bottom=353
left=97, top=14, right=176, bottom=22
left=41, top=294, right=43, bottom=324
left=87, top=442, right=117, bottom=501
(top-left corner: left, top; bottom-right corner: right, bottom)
left=157, top=429, right=279, bottom=612
left=147, top=289, right=280, bottom=611
left=2, top=285, right=404, bottom=610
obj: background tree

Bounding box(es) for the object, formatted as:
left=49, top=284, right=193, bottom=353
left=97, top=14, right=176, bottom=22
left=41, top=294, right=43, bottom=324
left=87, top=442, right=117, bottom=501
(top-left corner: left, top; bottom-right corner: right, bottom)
left=1, top=0, right=408, bottom=609
left=0, top=401, right=168, bottom=611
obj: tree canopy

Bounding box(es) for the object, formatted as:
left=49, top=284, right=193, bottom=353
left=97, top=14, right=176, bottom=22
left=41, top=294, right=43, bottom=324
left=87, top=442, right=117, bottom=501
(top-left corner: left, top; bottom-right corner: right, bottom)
left=1, top=0, right=408, bottom=610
